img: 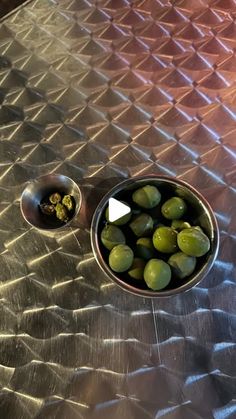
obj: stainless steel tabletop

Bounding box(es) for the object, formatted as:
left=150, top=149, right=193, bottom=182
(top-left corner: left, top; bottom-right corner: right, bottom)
left=0, top=0, right=235, bottom=418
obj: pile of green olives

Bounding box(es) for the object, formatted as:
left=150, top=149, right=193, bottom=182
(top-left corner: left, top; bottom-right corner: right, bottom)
left=99, top=184, right=211, bottom=292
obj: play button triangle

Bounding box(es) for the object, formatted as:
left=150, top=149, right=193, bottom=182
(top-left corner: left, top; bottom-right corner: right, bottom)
left=108, top=198, right=131, bottom=222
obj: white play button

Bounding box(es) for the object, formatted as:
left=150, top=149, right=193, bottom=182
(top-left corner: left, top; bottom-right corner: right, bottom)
left=108, top=198, right=131, bottom=222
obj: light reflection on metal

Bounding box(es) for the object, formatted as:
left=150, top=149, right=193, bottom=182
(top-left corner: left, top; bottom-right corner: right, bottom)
left=0, top=0, right=235, bottom=418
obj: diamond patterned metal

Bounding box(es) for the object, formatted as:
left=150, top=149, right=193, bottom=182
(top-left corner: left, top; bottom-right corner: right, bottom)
left=0, top=0, right=235, bottom=418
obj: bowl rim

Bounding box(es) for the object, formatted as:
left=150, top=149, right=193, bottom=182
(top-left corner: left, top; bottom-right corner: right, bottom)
left=90, top=174, right=220, bottom=298
left=20, top=173, right=82, bottom=231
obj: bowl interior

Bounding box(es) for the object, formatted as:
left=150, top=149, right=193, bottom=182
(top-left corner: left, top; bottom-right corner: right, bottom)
left=21, top=174, right=81, bottom=230
left=91, top=177, right=219, bottom=297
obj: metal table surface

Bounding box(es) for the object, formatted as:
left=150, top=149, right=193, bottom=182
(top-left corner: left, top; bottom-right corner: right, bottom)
left=0, top=0, right=235, bottom=418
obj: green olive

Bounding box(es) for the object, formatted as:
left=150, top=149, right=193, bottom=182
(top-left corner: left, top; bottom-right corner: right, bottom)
left=109, top=244, right=134, bottom=273
left=55, top=203, right=68, bottom=222
left=101, top=225, right=125, bottom=251
left=49, top=192, right=61, bottom=204
left=128, top=258, right=146, bottom=280
left=161, top=197, right=187, bottom=220
left=132, top=185, right=161, bottom=209
left=136, top=237, right=155, bottom=260
left=177, top=228, right=210, bottom=257
left=105, top=203, right=131, bottom=226
left=129, top=213, right=153, bottom=237
left=171, top=220, right=191, bottom=231
left=62, top=195, right=74, bottom=211
left=168, top=252, right=196, bottom=279
left=144, top=259, right=171, bottom=290
left=153, top=226, right=178, bottom=253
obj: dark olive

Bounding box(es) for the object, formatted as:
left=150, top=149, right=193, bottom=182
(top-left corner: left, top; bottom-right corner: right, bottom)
left=168, top=252, right=196, bottom=279
left=128, top=258, right=146, bottom=280
left=129, top=213, right=153, bottom=237
left=136, top=237, right=155, bottom=260
left=101, top=225, right=126, bottom=251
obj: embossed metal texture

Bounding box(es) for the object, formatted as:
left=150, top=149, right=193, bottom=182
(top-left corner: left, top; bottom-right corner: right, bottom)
left=0, top=1, right=235, bottom=418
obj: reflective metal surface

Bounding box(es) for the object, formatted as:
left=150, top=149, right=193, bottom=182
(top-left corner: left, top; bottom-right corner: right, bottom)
left=0, top=0, right=235, bottom=418
left=91, top=175, right=220, bottom=298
